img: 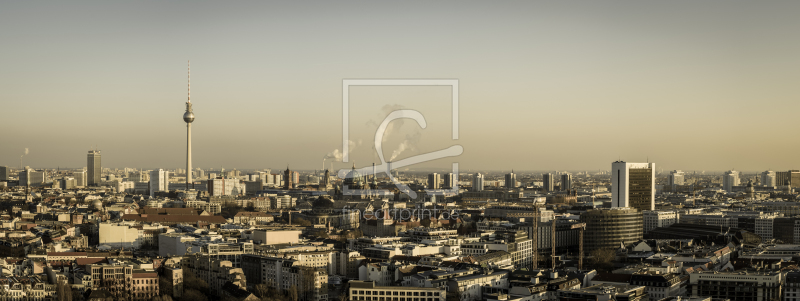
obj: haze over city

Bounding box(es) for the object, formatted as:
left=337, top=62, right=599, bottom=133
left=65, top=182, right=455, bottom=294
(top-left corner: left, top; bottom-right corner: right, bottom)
left=3, top=1, right=800, bottom=172
left=8, top=2, right=800, bottom=301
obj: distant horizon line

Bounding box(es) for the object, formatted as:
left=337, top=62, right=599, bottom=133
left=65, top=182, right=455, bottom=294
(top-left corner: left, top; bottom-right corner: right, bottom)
left=3, top=165, right=786, bottom=175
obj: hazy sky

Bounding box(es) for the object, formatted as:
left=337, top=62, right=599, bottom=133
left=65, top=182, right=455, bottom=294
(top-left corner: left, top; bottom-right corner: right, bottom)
left=2, top=1, right=800, bottom=172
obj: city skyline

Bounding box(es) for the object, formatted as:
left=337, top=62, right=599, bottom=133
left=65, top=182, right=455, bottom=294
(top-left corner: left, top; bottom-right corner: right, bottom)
left=4, top=1, right=800, bottom=172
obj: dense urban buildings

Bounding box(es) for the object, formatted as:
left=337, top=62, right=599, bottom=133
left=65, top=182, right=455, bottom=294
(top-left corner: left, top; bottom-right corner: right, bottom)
left=3, top=3, right=799, bottom=301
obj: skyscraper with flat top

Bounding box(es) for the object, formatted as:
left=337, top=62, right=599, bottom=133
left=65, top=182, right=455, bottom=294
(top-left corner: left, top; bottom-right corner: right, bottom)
left=427, top=173, right=440, bottom=190
left=722, top=170, right=740, bottom=192
left=612, top=161, right=655, bottom=211
left=669, top=170, right=685, bottom=186
left=505, top=171, right=517, bottom=188
left=87, top=150, right=101, bottom=186
left=472, top=173, right=484, bottom=192
left=150, top=169, right=170, bottom=197
left=0, top=166, right=8, bottom=181
left=761, top=170, right=776, bottom=187
left=561, top=174, right=572, bottom=191
left=542, top=173, right=554, bottom=192
left=442, top=173, right=455, bottom=189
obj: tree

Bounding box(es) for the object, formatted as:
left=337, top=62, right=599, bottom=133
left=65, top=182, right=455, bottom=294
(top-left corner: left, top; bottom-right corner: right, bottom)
left=298, top=268, right=319, bottom=301
left=158, top=275, right=171, bottom=298
left=182, top=271, right=210, bottom=296
left=179, top=289, right=208, bottom=301
left=287, top=285, right=298, bottom=301
left=254, top=284, right=290, bottom=301
left=589, top=248, right=616, bottom=270
left=445, top=290, right=463, bottom=301
left=57, top=279, right=73, bottom=301
left=220, top=202, right=243, bottom=219
left=293, top=218, right=312, bottom=227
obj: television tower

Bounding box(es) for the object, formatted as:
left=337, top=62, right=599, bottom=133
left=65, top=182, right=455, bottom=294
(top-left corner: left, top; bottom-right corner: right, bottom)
left=183, top=61, right=195, bottom=190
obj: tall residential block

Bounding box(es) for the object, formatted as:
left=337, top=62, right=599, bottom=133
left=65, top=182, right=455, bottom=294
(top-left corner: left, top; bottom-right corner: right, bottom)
left=761, top=170, right=776, bottom=187
left=722, top=170, right=740, bottom=192
left=150, top=169, right=170, bottom=197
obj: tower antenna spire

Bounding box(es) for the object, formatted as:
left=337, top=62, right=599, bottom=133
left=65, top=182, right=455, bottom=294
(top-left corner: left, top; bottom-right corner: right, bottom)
left=188, top=60, right=191, bottom=103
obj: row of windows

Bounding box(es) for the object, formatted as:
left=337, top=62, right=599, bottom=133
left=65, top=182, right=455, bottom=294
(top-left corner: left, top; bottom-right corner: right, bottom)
left=352, top=290, right=439, bottom=297
left=352, top=297, right=439, bottom=301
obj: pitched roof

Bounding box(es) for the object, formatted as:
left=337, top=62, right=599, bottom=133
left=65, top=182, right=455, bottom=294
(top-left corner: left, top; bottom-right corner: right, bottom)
left=132, top=272, right=158, bottom=278
left=138, top=207, right=199, bottom=215
left=47, top=252, right=87, bottom=257
left=122, top=214, right=226, bottom=224
left=76, top=258, right=108, bottom=266
left=234, top=212, right=270, bottom=217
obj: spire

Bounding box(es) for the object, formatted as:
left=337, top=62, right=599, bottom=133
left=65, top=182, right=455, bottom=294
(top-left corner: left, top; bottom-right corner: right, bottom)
left=188, top=60, right=191, bottom=103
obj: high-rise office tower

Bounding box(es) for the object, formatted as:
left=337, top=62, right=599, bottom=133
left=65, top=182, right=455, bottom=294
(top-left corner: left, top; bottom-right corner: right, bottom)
left=669, top=170, right=685, bottom=186
left=560, top=174, right=572, bottom=191
left=149, top=169, right=170, bottom=197
left=472, top=173, right=484, bottom=192
left=611, top=161, right=655, bottom=211
left=74, top=170, right=87, bottom=187
left=87, top=150, right=101, bottom=186
left=505, top=171, right=517, bottom=188
left=29, top=170, right=45, bottom=187
left=443, top=173, right=455, bottom=189
left=428, top=173, right=441, bottom=189
left=776, top=170, right=800, bottom=188
left=19, top=169, right=30, bottom=187
left=722, top=170, right=740, bottom=192
left=0, top=166, right=8, bottom=181
left=542, top=173, right=555, bottom=192
left=761, top=170, right=776, bottom=187
left=183, top=61, right=195, bottom=190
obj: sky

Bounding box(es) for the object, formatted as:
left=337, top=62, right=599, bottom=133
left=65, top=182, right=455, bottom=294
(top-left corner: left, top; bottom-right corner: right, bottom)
left=2, top=1, right=800, bottom=173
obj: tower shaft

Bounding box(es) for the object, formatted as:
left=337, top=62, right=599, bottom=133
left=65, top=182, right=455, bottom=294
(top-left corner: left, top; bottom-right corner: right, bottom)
left=187, top=123, right=192, bottom=189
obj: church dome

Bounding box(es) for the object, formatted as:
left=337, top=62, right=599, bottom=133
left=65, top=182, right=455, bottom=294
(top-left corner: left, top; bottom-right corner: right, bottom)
left=312, top=197, right=335, bottom=209
left=343, top=165, right=364, bottom=187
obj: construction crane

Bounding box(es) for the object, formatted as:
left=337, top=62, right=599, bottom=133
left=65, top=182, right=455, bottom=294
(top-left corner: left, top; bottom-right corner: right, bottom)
left=551, top=218, right=557, bottom=269
left=571, top=222, right=587, bottom=270
left=532, top=207, right=539, bottom=270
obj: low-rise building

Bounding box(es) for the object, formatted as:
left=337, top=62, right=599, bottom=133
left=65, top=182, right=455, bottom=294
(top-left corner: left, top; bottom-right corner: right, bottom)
left=688, top=270, right=782, bottom=301
left=348, top=280, right=445, bottom=301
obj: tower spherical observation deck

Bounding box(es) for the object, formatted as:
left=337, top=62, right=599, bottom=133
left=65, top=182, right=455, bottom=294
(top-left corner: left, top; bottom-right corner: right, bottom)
left=183, top=111, right=195, bottom=123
